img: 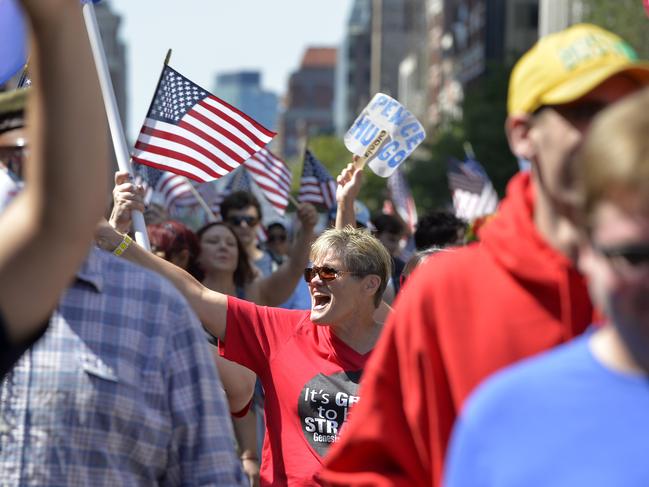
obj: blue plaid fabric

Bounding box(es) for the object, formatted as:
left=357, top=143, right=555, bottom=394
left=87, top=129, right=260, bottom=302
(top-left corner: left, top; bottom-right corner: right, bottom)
left=0, top=247, right=245, bottom=486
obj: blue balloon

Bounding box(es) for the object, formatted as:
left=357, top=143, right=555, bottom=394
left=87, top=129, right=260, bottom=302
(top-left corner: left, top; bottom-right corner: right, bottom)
left=0, top=0, right=27, bottom=86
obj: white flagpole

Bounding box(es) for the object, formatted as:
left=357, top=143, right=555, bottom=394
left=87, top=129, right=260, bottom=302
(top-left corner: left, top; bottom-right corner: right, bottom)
left=183, top=178, right=218, bottom=223
left=82, top=2, right=150, bottom=250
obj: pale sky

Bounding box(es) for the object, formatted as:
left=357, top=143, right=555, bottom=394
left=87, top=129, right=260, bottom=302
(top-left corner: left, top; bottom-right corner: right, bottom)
left=107, top=0, right=353, bottom=140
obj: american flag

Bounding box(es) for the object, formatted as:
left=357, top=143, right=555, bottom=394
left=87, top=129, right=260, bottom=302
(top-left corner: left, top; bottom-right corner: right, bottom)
left=132, top=65, right=276, bottom=183
left=447, top=158, right=499, bottom=221
left=384, top=167, right=418, bottom=233
left=138, top=164, right=196, bottom=211
left=208, top=167, right=255, bottom=216
left=298, top=150, right=337, bottom=210
left=208, top=167, right=269, bottom=242
left=243, top=148, right=292, bottom=215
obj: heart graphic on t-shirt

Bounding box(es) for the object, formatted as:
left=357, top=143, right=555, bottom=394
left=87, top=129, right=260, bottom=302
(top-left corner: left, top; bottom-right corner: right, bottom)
left=297, top=370, right=362, bottom=456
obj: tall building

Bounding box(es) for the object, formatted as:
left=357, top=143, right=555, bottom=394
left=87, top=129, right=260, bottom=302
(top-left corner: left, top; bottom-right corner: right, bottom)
left=397, top=0, right=430, bottom=124
left=487, top=0, right=539, bottom=63
left=507, top=0, right=540, bottom=56
left=278, top=47, right=337, bottom=159
left=94, top=1, right=128, bottom=189
left=427, top=0, right=487, bottom=126
left=336, top=0, right=423, bottom=135
left=426, top=0, right=539, bottom=127
left=335, top=0, right=372, bottom=136
left=213, top=71, right=278, bottom=131
left=538, top=0, right=584, bottom=36
left=95, top=2, right=128, bottom=135
left=370, top=0, right=415, bottom=98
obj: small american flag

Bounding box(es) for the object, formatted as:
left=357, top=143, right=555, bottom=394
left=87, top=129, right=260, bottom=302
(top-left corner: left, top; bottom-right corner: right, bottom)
left=447, top=158, right=499, bottom=221
left=244, top=148, right=292, bottom=215
left=138, top=164, right=196, bottom=210
left=385, top=168, right=418, bottom=233
left=208, top=167, right=255, bottom=216
left=298, top=150, right=337, bottom=210
left=132, top=65, right=275, bottom=183
left=209, top=168, right=269, bottom=241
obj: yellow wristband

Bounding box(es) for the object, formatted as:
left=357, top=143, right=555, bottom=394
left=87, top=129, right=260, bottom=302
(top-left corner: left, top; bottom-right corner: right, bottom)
left=113, top=234, right=133, bottom=257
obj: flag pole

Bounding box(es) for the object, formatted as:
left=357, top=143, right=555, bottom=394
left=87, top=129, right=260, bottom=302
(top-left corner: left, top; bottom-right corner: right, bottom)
left=352, top=129, right=389, bottom=170
left=82, top=2, right=150, bottom=250
left=288, top=157, right=300, bottom=208
left=290, top=123, right=310, bottom=209
left=288, top=193, right=300, bottom=208
left=16, top=59, right=30, bottom=88
left=182, top=178, right=218, bottom=222
left=463, top=141, right=476, bottom=160
left=150, top=50, right=218, bottom=222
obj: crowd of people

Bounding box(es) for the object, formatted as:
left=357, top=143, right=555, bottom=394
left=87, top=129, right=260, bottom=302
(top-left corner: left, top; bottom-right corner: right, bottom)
left=2, top=2, right=649, bottom=486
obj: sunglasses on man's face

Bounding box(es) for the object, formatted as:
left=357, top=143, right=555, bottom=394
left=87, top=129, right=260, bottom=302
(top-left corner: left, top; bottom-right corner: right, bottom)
left=226, top=215, right=259, bottom=227
left=267, top=233, right=287, bottom=243
left=534, top=101, right=607, bottom=126
left=303, top=265, right=347, bottom=283
left=596, top=243, right=649, bottom=271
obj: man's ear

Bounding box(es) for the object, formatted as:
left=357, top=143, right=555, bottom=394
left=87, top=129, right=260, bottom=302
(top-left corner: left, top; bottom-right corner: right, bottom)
left=505, top=114, right=535, bottom=160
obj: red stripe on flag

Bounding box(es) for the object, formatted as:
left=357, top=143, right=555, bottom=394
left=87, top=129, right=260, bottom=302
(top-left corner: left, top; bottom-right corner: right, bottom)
left=254, top=150, right=292, bottom=188
left=245, top=167, right=291, bottom=196
left=132, top=157, right=207, bottom=184
left=176, top=119, right=246, bottom=166
left=198, top=100, right=268, bottom=150
left=185, top=110, right=256, bottom=156
left=246, top=177, right=287, bottom=199
left=134, top=140, right=220, bottom=181
left=140, top=124, right=236, bottom=174
left=205, top=95, right=276, bottom=139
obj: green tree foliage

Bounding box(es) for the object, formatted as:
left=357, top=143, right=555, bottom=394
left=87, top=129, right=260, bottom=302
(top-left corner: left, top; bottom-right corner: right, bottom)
left=299, top=135, right=399, bottom=214
left=582, top=0, right=649, bottom=58
left=462, top=63, right=518, bottom=194
left=286, top=135, right=348, bottom=206
left=406, top=123, right=464, bottom=212
left=298, top=62, right=518, bottom=216
left=405, top=62, right=518, bottom=213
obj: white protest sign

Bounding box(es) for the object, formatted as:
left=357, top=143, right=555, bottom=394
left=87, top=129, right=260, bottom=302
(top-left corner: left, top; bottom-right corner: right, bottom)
left=344, top=93, right=426, bottom=178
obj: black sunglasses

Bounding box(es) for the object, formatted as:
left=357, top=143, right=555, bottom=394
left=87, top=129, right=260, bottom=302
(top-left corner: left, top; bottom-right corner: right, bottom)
left=226, top=215, right=259, bottom=227
left=534, top=101, right=607, bottom=124
left=596, top=243, right=649, bottom=267
left=267, top=233, right=287, bottom=243
left=304, top=265, right=349, bottom=283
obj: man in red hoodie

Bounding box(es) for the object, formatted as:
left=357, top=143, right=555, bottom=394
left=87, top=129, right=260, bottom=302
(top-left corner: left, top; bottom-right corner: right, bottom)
left=319, top=24, right=649, bottom=487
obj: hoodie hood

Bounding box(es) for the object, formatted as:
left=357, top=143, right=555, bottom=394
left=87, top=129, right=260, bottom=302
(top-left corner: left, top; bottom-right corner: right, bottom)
left=479, top=171, right=593, bottom=335
left=480, top=171, right=574, bottom=283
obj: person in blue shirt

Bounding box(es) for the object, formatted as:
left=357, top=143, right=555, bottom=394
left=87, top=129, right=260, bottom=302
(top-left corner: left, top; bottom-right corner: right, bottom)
left=444, top=87, right=649, bottom=487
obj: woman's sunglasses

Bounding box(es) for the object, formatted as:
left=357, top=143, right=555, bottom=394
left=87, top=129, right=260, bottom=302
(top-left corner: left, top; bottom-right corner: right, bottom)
left=304, top=265, right=345, bottom=283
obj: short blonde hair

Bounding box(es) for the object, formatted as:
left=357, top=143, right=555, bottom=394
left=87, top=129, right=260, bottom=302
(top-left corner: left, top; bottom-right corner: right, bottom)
left=576, top=87, right=649, bottom=227
left=310, top=225, right=393, bottom=307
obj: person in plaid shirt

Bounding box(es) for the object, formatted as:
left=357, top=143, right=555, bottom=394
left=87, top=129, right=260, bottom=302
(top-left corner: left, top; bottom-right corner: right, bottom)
left=0, top=247, right=246, bottom=486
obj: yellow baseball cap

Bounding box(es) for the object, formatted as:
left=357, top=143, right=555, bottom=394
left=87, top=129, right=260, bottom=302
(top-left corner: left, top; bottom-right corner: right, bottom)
left=508, top=24, right=649, bottom=115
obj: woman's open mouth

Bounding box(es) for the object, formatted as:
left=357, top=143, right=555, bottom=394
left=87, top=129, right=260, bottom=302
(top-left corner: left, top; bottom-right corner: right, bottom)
left=313, top=294, right=331, bottom=310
